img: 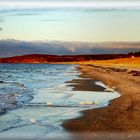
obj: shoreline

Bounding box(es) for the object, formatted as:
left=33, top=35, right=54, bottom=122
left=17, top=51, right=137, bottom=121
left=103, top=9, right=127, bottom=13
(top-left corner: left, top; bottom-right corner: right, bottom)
left=63, top=64, right=140, bottom=133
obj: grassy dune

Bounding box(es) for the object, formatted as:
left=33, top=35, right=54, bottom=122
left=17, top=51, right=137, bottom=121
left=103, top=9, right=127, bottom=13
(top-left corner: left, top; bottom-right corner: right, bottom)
left=87, top=57, right=140, bottom=69
left=60, top=57, right=140, bottom=70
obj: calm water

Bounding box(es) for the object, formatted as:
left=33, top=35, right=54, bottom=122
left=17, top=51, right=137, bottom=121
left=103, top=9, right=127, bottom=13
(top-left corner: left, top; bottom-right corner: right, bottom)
left=0, top=64, right=119, bottom=139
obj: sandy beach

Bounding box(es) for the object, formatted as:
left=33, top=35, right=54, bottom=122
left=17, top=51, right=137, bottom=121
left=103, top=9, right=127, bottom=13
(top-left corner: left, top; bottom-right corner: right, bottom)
left=63, top=58, right=140, bottom=139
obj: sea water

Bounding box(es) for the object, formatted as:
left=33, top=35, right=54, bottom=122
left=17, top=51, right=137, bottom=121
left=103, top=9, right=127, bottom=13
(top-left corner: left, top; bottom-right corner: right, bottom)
left=0, top=64, right=120, bottom=139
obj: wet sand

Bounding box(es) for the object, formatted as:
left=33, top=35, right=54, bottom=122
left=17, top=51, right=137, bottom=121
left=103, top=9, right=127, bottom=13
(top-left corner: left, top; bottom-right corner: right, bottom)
left=63, top=64, right=140, bottom=139
left=66, top=78, right=106, bottom=92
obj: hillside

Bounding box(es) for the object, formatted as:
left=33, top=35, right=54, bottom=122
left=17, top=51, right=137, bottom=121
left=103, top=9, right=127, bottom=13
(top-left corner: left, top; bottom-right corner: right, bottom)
left=0, top=53, right=139, bottom=63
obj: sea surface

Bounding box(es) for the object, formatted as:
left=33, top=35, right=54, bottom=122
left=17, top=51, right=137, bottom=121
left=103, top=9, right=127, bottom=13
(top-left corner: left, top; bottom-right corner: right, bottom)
left=0, top=64, right=120, bottom=139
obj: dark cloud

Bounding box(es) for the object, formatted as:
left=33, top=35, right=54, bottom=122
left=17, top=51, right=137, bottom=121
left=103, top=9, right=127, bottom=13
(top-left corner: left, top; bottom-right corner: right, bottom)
left=0, top=40, right=140, bottom=58
left=0, top=27, right=2, bottom=31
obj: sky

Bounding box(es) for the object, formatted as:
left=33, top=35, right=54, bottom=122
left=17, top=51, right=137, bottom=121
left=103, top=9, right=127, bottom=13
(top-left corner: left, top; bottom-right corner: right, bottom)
left=0, top=0, right=140, bottom=42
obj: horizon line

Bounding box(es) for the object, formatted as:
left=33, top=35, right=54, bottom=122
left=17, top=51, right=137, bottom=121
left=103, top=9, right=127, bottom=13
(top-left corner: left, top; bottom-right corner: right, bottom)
left=1, top=39, right=140, bottom=44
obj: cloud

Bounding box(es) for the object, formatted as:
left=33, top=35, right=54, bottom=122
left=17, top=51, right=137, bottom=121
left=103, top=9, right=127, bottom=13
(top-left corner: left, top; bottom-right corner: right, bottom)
left=0, top=8, right=63, bottom=18
left=0, top=9, right=44, bottom=17
left=0, top=39, right=140, bottom=57
left=13, top=12, right=43, bottom=16
left=0, top=0, right=140, bottom=9
left=42, top=19, right=68, bottom=22
left=1, top=0, right=140, bottom=9
left=0, top=17, right=4, bottom=32
left=0, top=16, right=4, bottom=23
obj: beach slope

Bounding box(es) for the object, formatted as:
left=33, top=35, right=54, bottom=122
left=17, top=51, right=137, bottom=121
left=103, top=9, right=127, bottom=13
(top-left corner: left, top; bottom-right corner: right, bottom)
left=63, top=58, right=140, bottom=132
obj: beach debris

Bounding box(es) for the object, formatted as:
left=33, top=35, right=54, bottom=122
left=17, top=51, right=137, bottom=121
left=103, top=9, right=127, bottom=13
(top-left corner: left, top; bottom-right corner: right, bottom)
left=79, top=101, right=95, bottom=105
left=106, top=67, right=127, bottom=73
left=30, top=118, right=36, bottom=124
left=47, top=102, right=53, bottom=106
left=128, top=70, right=140, bottom=76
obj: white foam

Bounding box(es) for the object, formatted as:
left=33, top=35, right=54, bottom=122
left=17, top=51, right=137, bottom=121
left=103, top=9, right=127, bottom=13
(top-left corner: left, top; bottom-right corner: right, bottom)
left=95, top=81, right=107, bottom=88
left=30, top=118, right=36, bottom=124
